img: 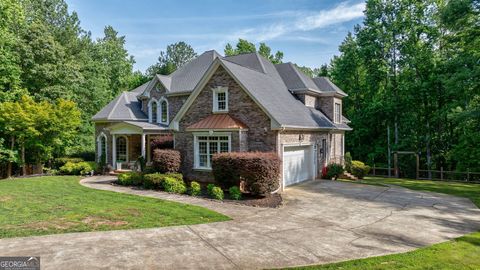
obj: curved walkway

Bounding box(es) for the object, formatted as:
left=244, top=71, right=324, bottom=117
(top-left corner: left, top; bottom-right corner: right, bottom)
left=0, top=176, right=479, bottom=269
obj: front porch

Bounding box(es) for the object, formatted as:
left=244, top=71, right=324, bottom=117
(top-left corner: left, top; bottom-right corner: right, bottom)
left=105, top=121, right=173, bottom=170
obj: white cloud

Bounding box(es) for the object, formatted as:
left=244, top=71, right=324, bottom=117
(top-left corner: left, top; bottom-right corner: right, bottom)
left=228, top=2, right=365, bottom=42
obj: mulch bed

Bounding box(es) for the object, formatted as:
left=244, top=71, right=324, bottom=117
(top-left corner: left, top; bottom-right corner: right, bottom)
left=224, top=193, right=282, bottom=208
left=111, top=180, right=282, bottom=208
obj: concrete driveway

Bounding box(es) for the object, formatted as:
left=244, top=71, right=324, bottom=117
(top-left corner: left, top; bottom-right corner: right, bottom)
left=0, top=177, right=479, bottom=269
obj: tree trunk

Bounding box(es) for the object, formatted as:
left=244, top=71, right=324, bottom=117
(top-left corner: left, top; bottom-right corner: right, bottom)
left=21, top=143, right=26, bottom=176
left=6, top=137, right=15, bottom=178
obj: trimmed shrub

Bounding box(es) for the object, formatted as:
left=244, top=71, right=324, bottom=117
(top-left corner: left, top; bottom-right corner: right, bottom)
left=153, top=149, right=181, bottom=173
left=325, top=163, right=344, bottom=180
left=151, top=136, right=174, bottom=150
left=162, top=177, right=186, bottom=194
left=212, top=154, right=241, bottom=188
left=228, top=186, right=242, bottom=200
left=344, top=152, right=352, bottom=173
left=207, top=183, right=215, bottom=195
left=143, top=173, right=165, bottom=189
left=117, top=172, right=143, bottom=186
left=165, top=172, right=183, bottom=181
left=60, top=161, right=96, bottom=175
left=212, top=152, right=280, bottom=196
left=210, top=186, right=224, bottom=200
left=189, top=181, right=201, bottom=196
left=351, top=160, right=371, bottom=179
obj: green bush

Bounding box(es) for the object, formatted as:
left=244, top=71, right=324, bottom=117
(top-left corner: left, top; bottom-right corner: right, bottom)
left=344, top=152, right=352, bottom=173
left=143, top=173, right=164, bottom=189
left=228, top=186, right=242, bottom=200
left=166, top=172, right=183, bottom=181
left=351, top=160, right=371, bottom=179
left=207, top=184, right=215, bottom=195
left=60, top=161, right=96, bottom=175
left=210, top=186, right=224, bottom=200
left=54, top=157, right=84, bottom=169
left=117, top=172, right=143, bottom=186
left=325, top=163, right=344, bottom=180
left=189, top=181, right=201, bottom=196
left=162, top=177, right=186, bottom=194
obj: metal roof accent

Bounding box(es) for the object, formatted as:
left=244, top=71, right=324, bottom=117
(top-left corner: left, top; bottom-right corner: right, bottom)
left=186, top=114, right=248, bottom=130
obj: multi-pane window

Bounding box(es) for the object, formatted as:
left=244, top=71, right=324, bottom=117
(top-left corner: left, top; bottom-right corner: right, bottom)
left=334, top=103, right=341, bottom=123
left=195, top=135, right=229, bottom=169
left=151, top=102, right=158, bottom=123
left=100, top=136, right=107, bottom=162
left=213, top=87, right=228, bottom=112
left=161, top=100, right=168, bottom=123
left=116, top=136, right=127, bottom=162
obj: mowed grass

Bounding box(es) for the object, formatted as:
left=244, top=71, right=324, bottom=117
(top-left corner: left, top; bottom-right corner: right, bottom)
left=0, top=176, right=229, bottom=238
left=290, top=177, right=480, bottom=270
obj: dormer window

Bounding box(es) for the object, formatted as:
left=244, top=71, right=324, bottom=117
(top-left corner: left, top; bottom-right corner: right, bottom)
left=334, top=102, right=341, bottom=123
left=212, top=87, right=228, bottom=113
left=148, top=100, right=159, bottom=123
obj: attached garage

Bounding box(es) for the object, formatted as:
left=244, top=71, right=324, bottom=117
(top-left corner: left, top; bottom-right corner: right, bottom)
left=283, top=145, right=315, bottom=187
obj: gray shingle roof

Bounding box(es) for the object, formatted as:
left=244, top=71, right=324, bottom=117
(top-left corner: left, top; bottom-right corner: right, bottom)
left=275, top=63, right=347, bottom=96
left=312, top=77, right=348, bottom=96
left=220, top=58, right=336, bottom=129
left=92, top=91, right=147, bottom=121
left=95, top=50, right=350, bottom=130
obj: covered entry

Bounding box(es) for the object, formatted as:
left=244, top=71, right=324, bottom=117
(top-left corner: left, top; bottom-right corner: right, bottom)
left=283, top=145, right=315, bottom=187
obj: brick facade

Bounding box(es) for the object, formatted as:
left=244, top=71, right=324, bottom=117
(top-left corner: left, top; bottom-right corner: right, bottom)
left=175, top=66, right=276, bottom=181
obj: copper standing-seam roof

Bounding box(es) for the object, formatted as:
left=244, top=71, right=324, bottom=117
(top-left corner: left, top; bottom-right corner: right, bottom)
left=187, top=114, right=248, bottom=130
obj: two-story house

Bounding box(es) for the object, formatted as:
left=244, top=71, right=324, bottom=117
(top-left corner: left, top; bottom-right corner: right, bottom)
left=92, top=50, right=351, bottom=189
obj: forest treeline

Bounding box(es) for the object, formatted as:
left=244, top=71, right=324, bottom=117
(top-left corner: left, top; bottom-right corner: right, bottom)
left=0, top=0, right=478, bottom=176
left=328, top=0, right=479, bottom=172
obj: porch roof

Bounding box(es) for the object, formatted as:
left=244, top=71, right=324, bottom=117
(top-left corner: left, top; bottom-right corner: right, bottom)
left=108, top=121, right=169, bottom=134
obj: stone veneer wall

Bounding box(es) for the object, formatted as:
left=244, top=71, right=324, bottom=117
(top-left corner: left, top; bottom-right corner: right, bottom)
left=141, top=82, right=189, bottom=123
left=175, top=66, right=277, bottom=182
left=296, top=94, right=316, bottom=108
left=317, top=96, right=342, bottom=122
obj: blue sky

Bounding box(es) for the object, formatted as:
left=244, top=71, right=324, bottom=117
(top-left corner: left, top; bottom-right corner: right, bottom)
left=66, top=0, right=365, bottom=72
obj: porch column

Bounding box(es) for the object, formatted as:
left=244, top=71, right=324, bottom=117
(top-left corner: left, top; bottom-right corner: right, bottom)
left=141, top=133, right=146, bottom=159
left=112, top=134, right=117, bottom=169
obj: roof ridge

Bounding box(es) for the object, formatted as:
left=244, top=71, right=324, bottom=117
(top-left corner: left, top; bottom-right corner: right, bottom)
left=289, top=62, right=311, bottom=89
left=107, top=92, right=126, bottom=119
left=221, top=58, right=269, bottom=75
left=254, top=52, right=267, bottom=73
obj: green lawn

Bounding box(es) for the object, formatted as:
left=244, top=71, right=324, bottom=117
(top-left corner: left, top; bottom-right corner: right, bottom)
left=290, top=177, right=480, bottom=270
left=0, top=176, right=229, bottom=238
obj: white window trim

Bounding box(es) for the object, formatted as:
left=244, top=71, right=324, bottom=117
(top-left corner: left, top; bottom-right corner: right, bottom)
left=116, top=135, right=129, bottom=163
left=334, top=102, right=341, bottom=123
left=159, top=97, right=169, bottom=125
left=212, top=86, right=228, bottom=113
left=193, top=132, right=231, bottom=170
left=96, top=132, right=108, bottom=161
left=148, top=99, right=160, bottom=123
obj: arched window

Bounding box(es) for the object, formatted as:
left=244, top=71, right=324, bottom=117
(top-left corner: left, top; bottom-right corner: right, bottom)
left=97, top=133, right=107, bottom=163
left=160, top=99, right=168, bottom=124
left=151, top=101, right=158, bottom=123
left=116, top=136, right=128, bottom=162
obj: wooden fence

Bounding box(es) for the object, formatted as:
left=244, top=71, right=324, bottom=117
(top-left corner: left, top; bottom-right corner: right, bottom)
left=368, top=165, right=480, bottom=183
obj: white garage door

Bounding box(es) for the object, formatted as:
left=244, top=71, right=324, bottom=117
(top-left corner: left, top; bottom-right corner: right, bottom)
left=283, top=145, right=314, bottom=187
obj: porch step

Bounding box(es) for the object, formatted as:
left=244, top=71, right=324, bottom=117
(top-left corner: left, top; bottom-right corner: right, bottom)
left=340, top=172, right=358, bottom=181
left=109, top=169, right=133, bottom=176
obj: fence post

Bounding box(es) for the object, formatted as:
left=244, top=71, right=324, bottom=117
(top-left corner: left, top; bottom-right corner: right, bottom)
left=373, top=164, right=376, bottom=176
left=440, top=167, right=443, bottom=180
